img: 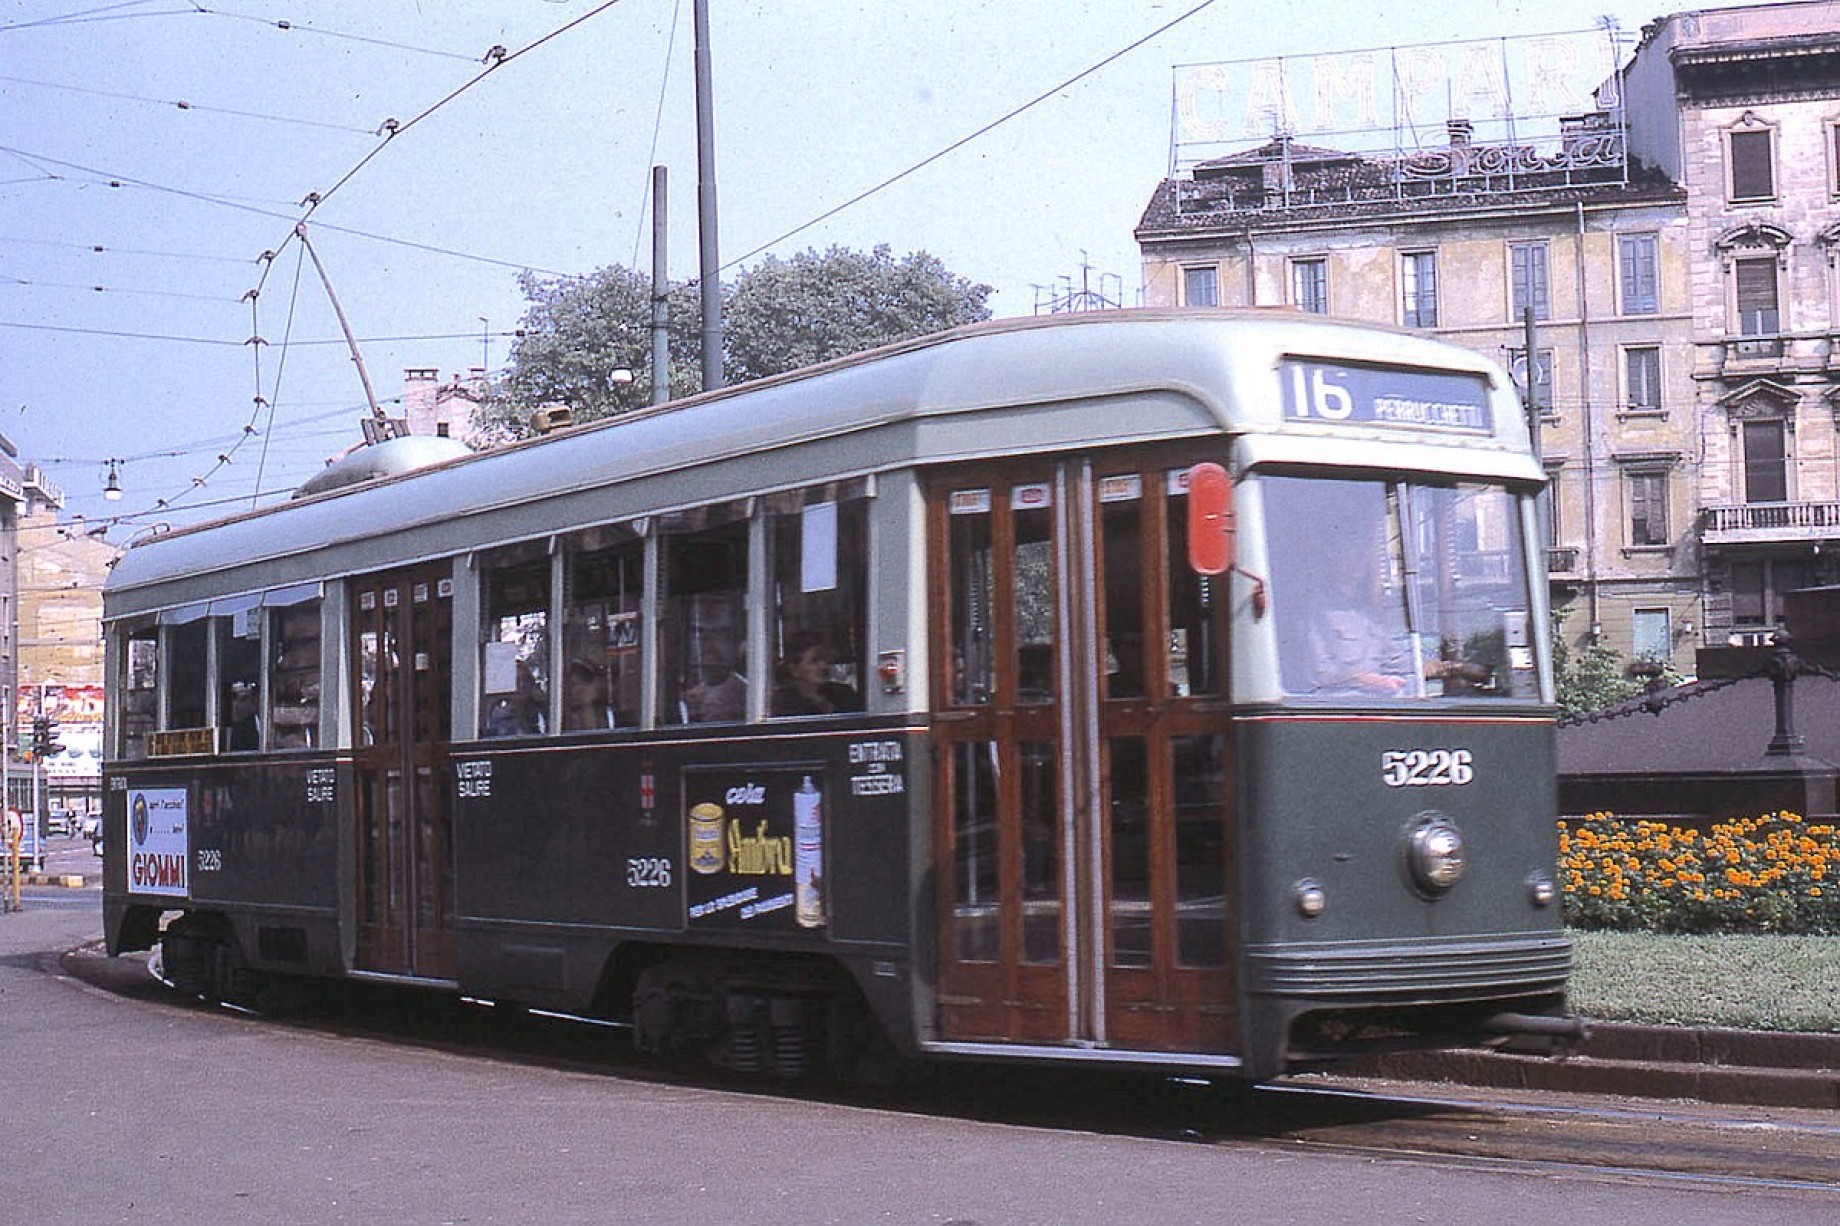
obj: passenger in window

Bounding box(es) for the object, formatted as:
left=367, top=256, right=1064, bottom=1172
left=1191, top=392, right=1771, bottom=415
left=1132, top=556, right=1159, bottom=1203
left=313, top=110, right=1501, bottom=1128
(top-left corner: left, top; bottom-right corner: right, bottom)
left=683, top=658, right=747, bottom=722
left=484, top=658, right=547, bottom=736
left=564, top=657, right=615, bottom=730
left=226, top=682, right=261, bottom=751
left=773, top=633, right=861, bottom=716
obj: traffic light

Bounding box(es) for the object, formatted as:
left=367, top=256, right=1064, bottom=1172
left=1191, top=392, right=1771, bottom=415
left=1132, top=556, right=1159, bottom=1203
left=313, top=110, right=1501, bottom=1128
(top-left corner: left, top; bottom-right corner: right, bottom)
left=30, top=716, right=62, bottom=759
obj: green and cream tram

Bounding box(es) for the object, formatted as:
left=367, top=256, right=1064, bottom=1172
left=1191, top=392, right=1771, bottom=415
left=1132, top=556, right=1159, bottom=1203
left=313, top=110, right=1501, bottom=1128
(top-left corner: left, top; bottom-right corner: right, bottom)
left=103, top=310, right=1573, bottom=1081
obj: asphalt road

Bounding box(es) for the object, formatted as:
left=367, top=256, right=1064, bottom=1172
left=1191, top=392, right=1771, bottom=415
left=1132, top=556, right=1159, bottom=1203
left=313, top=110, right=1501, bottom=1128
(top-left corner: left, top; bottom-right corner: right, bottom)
left=3, top=877, right=1837, bottom=1225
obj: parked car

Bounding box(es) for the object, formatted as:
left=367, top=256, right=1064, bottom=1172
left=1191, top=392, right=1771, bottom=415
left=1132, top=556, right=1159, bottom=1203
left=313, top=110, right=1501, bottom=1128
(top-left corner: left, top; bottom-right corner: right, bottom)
left=44, top=810, right=71, bottom=838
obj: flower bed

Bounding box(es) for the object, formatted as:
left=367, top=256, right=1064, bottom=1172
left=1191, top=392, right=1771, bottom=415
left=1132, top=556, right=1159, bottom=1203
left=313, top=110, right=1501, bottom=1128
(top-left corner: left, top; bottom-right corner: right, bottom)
left=1558, top=811, right=1839, bottom=935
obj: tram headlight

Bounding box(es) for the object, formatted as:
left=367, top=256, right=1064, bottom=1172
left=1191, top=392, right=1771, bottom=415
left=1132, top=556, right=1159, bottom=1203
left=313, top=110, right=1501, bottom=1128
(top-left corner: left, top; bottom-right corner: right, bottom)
left=1527, top=872, right=1558, bottom=908
left=1406, top=815, right=1466, bottom=894
left=1293, top=878, right=1327, bottom=919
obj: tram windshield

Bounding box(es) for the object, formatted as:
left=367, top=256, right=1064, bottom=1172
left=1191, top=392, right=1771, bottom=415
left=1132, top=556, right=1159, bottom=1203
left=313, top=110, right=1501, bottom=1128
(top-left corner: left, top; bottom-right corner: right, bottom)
left=1261, top=473, right=1538, bottom=702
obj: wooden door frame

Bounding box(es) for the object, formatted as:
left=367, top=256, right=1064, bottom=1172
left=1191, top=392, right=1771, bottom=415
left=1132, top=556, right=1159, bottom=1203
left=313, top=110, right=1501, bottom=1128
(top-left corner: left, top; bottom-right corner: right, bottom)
left=350, top=562, right=455, bottom=981
left=929, top=450, right=1241, bottom=1053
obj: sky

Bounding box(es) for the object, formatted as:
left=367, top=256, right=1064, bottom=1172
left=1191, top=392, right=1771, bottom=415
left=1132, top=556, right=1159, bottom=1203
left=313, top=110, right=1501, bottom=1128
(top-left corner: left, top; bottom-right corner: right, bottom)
left=0, top=0, right=1765, bottom=539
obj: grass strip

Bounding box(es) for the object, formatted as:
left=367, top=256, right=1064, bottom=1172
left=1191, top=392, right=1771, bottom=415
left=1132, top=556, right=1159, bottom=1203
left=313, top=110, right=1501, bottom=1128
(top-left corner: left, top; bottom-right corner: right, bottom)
left=1568, top=929, right=1840, bottom=1032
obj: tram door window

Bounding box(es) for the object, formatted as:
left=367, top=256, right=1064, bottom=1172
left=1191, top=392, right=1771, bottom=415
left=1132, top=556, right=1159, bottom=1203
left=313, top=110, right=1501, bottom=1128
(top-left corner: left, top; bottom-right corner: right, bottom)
left=118, top=626, right=158, bottom=759
left=480, top=543, right=552, bottom=738
left=351, top=564, right=455, bottom=979
left=933, top=479, right=1068, bottom=1043
left=661, top=503, right=750, bottom=725
left=933, top=458, right=1236, bottom=1053
left=768, top=489, right=868, bottom=718
left=562, top=525, right=643, bottom=732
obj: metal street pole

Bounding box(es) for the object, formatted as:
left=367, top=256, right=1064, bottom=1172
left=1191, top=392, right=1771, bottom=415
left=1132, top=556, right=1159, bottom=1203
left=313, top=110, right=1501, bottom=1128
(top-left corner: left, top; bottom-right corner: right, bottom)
left=652, top=165, right=672, bottom=406
left=693, top=0, right=724, bottom=392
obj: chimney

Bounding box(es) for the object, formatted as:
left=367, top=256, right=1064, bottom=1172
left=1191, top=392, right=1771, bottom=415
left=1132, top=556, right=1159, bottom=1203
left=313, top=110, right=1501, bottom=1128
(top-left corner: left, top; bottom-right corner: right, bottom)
left=1447, top=118, right=1474, bottom=147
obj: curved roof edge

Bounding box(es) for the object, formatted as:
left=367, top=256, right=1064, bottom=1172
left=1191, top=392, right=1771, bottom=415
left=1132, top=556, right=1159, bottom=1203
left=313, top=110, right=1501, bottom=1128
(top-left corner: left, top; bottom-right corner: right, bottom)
left=106, top=309, right=1525, bottom=611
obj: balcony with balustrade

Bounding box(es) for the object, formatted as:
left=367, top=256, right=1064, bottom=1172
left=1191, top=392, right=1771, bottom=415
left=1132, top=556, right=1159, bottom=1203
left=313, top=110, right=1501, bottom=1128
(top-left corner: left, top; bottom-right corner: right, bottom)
left=1701, top=501, right=1840, bottom=546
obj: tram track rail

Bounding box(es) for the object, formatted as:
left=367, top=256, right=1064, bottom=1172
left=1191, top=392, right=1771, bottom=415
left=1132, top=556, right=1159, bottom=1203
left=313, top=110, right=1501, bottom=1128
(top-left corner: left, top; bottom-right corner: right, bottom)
left=57, top=941, right=1840, bottom=1201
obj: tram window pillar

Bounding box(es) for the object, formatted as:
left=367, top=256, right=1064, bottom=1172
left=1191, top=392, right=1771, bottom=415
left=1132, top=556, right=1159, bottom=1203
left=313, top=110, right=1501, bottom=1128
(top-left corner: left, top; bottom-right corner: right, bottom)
left=640, top=527, right=660, bottom=731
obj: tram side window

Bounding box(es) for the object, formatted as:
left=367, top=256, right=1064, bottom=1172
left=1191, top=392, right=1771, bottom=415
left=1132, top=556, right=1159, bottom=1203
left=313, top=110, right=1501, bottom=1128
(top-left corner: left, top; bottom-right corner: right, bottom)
left=480, top=544, right=551, bottom=737
left=216, top=612, right=263, bottom=751
left=119, top=626, right=159, bottom=759
left=768, top=492, right=867, bottom=718
left=167, top=618, right=208, bottom=731
left=268, top=600, right=322, bottom=749
left=561, top=524, right=643, bottom=732
left=661, top=504, right=749, bottom=725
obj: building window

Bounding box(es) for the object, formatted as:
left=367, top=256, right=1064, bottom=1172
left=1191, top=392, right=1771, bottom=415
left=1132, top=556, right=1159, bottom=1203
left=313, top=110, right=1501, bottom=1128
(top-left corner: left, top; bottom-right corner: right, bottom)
left=1539, top=462, right=1562, bottom=553
left=1627, top=470, right=1669, bottom=547
left=1832, top=122, right=1840, bottom=197
left=1507, top=347, right=1554, bottom=416
left=1291, top=258, right=1327, bottom=314
left=1731, top=558, right=1812, bottom=628
left=1402, top=251, right=1437, bottom=327
left=1183, top=266, right=1218, bottom=307
left=1619, top=234, right=1659, bottom=315
left=1624, top=347, right=1662, bottom=413
left=1631, top=608, right=1672, bottom=662
left=1729, top=126, right=1775, bottom=202
left=1735, top=256, right=1781, bottom=341
left=1509, top=243, right=1549, bottom=322
left=1742, top=419, right=1788, bottom=504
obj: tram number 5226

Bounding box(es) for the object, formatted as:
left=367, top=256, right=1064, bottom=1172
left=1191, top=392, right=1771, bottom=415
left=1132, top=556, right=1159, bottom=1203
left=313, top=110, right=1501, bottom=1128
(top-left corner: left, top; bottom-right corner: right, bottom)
left=1381, top=749, right=1475, bottom=788
left=626, top=857, right=673, bottom=888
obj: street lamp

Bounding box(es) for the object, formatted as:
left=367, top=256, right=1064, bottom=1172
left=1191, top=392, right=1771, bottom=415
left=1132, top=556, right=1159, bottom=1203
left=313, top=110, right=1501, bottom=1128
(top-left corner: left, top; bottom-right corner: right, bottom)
left=103, top=459, right=123, bottom=501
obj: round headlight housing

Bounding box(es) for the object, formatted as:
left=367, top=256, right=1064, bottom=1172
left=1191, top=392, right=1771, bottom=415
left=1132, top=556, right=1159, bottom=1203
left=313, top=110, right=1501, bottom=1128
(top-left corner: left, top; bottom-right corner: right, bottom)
left=1407, top=814, right=1466, bottom=894
left=1527, top=872, right=1558, bottom=908
left=1294, top=878, right=1327, bottom=919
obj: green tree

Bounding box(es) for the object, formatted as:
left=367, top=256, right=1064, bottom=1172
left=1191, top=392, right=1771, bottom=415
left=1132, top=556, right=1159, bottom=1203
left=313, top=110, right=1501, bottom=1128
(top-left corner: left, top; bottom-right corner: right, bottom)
left=475, top=266, right=704, bottom=440
left=723, top=244, right=992, bottom=383
left=479, top=245, right=991, bottom=441
left=1551, top=609, right=1681, bottom=718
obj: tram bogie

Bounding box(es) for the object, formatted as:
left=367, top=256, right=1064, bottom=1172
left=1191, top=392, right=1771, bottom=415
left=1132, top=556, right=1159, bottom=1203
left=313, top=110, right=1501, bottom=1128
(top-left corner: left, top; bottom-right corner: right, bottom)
left=101, top=311, right=1576, bottom=1084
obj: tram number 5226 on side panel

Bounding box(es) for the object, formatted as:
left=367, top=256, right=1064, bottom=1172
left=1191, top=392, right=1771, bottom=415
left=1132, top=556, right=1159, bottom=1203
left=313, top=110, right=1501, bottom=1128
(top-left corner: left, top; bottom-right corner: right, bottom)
left=1381, top=749, right=1474, bottom=788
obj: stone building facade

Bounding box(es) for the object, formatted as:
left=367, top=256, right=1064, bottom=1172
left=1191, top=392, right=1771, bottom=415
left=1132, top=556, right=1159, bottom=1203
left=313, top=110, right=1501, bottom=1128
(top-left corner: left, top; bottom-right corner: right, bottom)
left=400, top=366, right=487, bottom=445
left=0, top=435, right=64, bottom=739
left=1622, top=2, right=1840, bottom=647
left=1136, top=0, right=1840, bottom=674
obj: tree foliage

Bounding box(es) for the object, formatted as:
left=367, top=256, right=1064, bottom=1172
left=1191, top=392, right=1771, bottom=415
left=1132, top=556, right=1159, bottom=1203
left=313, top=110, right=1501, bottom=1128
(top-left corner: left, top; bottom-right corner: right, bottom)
left=723, top=244, right=991, bottom=383
left=1550, top=608, right=1682, bottom=718
left=478, top=244, right=991, bottom=440
left=475, top=267, right=704, bottom=441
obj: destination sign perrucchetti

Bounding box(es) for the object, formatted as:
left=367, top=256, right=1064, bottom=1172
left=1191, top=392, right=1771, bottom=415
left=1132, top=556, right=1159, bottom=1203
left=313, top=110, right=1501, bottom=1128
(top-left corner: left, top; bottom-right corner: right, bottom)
left=1281, top=360, right=1494, bottom=435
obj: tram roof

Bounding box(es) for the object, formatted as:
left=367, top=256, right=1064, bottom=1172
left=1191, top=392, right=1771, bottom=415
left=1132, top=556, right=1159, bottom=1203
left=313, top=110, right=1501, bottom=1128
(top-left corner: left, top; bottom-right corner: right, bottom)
left=104, top=308, right=1537, bottom=620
